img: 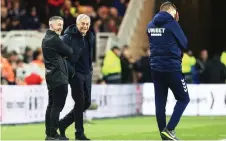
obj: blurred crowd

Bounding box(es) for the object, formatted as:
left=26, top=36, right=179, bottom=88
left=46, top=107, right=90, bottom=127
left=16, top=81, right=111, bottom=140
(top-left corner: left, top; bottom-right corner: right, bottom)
left=0, top=0, right=129, bottom=85
left=99, top=45, right=152, bottom=84
left=1, top=42, right=226, bottom=85
left=1, top=0, right=129, bottom=33
left=1, top=45, right=45, bottom=85
left=100, top=47, right=226, bottom=84
left=1, top=0, right=226, bottom=85
left=181, top=49, right=226, bottom=84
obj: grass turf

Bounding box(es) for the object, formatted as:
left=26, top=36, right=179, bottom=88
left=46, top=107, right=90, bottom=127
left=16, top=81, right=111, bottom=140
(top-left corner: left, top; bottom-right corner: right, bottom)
left=1, top=116, right=226, bottom=140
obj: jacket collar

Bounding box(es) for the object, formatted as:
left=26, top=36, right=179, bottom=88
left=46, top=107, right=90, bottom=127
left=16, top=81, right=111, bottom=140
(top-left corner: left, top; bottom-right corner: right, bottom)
left=46, top=29, right=58, bottom=36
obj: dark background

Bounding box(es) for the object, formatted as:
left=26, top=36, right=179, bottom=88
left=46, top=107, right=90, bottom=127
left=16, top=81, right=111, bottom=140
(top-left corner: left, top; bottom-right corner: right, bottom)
left=155, top=0, right=226, bottom=57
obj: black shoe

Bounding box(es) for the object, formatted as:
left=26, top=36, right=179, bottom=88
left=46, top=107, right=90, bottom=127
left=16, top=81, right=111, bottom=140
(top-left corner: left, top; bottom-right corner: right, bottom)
left=45, top=134, right=69, bottom=140
left=59, top=122, right=66, bottom=137
left=76, top=134, right=90, bottom=140
left=161, top=128, right=179, bottom=141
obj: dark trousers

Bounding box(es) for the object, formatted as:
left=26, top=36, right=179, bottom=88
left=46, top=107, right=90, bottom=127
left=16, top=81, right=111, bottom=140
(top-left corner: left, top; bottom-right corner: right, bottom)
left=151, top=71, right=190, bottom=132
left=59, top=72, right=92, bottom=136
left=104, top=73, right=121, bottom=84
left=45, top=84, right=68, bottom=136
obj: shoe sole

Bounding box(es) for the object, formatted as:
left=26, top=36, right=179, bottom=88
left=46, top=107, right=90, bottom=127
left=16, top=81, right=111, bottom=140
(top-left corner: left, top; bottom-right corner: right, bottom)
left=161, top=132, right=177, bottom=141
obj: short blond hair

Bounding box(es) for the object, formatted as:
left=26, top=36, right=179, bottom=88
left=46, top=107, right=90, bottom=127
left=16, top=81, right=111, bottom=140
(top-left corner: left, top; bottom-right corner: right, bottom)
left=160, top=1, right=176, bottom=12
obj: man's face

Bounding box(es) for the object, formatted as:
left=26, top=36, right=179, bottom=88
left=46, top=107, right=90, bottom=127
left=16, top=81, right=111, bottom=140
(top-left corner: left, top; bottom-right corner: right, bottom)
left=114, top=49, right=121, bottom=57
left=200, top=50, right=208, bottom=61
left=77, top=18, right=90, bottom=35
left=50, top=19, right=63, bottom=35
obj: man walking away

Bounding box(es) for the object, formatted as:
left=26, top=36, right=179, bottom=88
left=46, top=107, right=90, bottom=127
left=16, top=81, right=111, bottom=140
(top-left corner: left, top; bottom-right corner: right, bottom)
left=147, top=1, right=190, bottom=140
left=59, top=14, right=94, bottom=140
left=42, top=16, right=73, bottom=140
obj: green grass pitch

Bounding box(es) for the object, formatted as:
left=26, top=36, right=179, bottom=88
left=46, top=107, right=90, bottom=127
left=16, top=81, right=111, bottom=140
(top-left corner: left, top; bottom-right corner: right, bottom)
left=1, top=116, right=226, bottom=140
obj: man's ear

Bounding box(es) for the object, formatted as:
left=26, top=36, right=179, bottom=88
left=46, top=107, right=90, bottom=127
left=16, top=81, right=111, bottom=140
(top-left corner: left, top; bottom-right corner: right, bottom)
left=175, top=11, right=179, bottom=22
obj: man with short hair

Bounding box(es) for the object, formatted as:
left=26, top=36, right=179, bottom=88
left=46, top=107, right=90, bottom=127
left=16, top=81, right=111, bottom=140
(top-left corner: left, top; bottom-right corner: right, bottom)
left=147, top=1, right=190, bottom=140
left=42, top=16, right=73, bottom=140
left=59, top=14, right=94, bottom=140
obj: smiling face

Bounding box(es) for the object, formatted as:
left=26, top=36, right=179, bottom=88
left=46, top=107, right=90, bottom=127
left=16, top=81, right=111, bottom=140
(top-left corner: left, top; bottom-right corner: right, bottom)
left=49, top=19, right=63, bottom=35
left=49, top=16, right=64, bottom=35
left=76, top=14, right=91, bottom=35
left=77, top=18, right=90, bottom=35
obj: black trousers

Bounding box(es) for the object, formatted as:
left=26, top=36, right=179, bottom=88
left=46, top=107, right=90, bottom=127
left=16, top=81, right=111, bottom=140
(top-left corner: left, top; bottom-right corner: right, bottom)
left=45, top=84, right=68, bottom=137
left=60, top=72, right=92, bottom=136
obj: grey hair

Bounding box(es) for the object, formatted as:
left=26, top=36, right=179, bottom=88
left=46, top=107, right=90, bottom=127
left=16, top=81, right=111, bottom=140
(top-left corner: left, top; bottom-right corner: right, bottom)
left=76, top=14, right=91, bottom=24
left=49, top=16, right=63, bottom=25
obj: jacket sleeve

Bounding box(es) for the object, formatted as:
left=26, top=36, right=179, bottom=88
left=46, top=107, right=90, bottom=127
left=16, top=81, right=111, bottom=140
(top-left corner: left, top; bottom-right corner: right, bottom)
left=61, top=34, right=78, bottom=63
left=171, top=21, right=188, bottom=49
left=53, top=36, right=73, bottom=57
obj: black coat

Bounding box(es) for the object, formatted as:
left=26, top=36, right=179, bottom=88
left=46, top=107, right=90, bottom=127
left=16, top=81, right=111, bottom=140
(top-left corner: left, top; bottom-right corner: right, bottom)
left=61, top=24, right=95, bottom=75
left=202, top=55, right=226, bottom=83
left=120, top=56, right=133, bottom=83
left=42, top=30, right=73, bottom=89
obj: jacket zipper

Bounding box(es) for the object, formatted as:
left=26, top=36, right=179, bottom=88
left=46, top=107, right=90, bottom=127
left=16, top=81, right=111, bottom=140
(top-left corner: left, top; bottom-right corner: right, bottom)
left=83, top=36, right=85, bottom=48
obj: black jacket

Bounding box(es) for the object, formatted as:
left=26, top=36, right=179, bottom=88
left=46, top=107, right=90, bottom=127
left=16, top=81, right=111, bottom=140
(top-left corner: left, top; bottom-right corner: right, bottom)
left=120, top=55, right=133, bottom=83
left=61, top=24, right=95, bottom=75
left=42, top=30, right=73, bottom=89
left=202, top=55, right=226, bottom=83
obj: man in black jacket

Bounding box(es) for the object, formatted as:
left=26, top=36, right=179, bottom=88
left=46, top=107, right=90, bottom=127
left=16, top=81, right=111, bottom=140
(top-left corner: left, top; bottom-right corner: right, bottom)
left=42, top=16, right=73, bottom=140
left=59, top=14, right=94, bottom=140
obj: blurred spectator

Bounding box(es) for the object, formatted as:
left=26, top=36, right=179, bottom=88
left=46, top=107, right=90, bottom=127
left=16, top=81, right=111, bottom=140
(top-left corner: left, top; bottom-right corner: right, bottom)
left=221, top=50, right=226, bottom=66
left=96, top=6, right=109, bottom=31
left=195, top=49, right=208, bottom=83
left=106, top=18, right=117, bottom=33
left=39, top=23, right=48, bottom=32
left=23, top=47, right=33, bottom=63
left=79, top=0, right=114, bottom=10
left=102, top=46, right=121, bottom=84
left=93, top=19, right=103, bottom=32
left=120, top=45, right=134, bottom=83
left=0, top=45, right=7, bottom=58
left=109, top=7, right=122, bottom=29
left=1, top=0, right=6, bottom=8
left=30, top=49, right=45, bottom=83
left=0, top=56, right=15, bottom=84
left=8, top=1, right=26, bottom=30
left=15, top=59, right=29, bottom=85
left=60, top=0, right=78, bottom=17
left=7, top=51, right=19, bottom=71
left=48, top=0, right=64, bottom=17
left=113, top=0, right=129, bottom=17
left=135, top=48, right=152, bottom=83
left=23, top=7, right=40, bottom=30
left=202, top=54, right=226, bottom=83
left=1, top=0, right=129, bottom=33
left=182, top=50, right=196, bottom=83
left=61, top=9, right=76, bottom=30
left=1, top=6, right=10, bottom=31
